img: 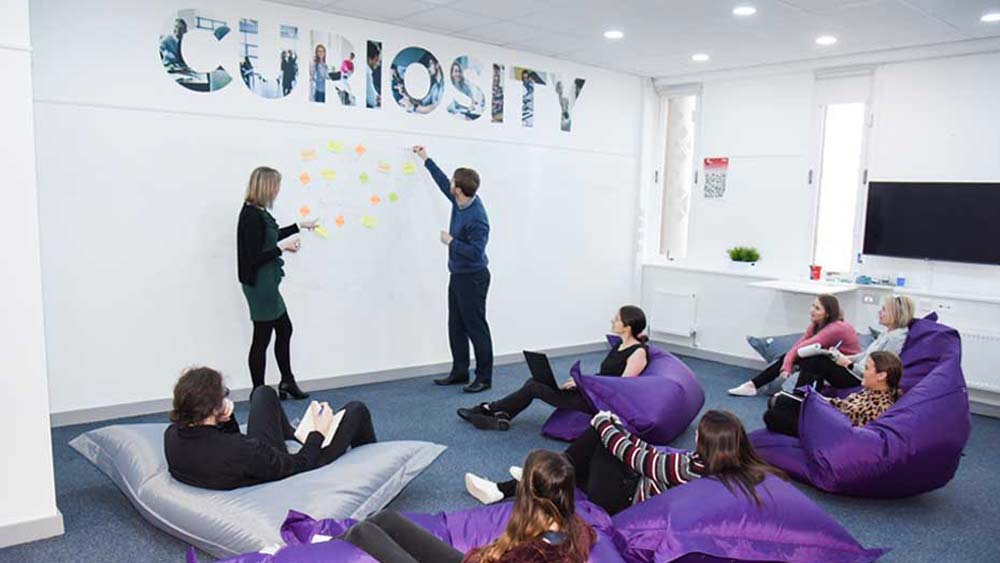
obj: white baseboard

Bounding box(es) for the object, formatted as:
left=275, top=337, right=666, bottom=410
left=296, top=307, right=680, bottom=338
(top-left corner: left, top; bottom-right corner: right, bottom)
left=50, top=341, right=609, bottom=427
left=0, top=511, right=64, bottom=549
left=654, top=341, right=767, bottom=371
left=970, top=388, right=1000, bottom=419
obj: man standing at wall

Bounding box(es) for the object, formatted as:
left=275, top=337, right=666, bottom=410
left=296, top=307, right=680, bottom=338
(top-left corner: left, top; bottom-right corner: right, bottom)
left=413, top=145, right=493, bottom=393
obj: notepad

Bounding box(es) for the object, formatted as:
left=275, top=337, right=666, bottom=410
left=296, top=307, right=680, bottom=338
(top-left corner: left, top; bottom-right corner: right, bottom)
left=294, top=402, right=345, bottom=448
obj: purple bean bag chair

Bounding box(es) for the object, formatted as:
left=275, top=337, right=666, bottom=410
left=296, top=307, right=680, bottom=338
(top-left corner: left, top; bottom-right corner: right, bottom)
left=611, top=464, right=888, bottom=563
left=750, top=313, right=970, bottom=497
left=209, top=498, right=626, bottom=563
left=542, top=336, right=705, bottom=444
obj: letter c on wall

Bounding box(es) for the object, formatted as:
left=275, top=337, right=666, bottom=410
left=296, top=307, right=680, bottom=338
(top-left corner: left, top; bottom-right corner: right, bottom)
left=158, top=10, right=233, bottom=93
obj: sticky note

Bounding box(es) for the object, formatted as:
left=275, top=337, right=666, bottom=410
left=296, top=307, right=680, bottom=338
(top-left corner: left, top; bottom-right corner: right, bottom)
left=300, top=149, right=317, bottom=161
left=335, top=215, right=345, bottom=228
left=313, top=225, right=329, bottom=238
left=377, top=161, right=391, bottom=174
left=370, top=194, right=381, bottom=206
left=401, top=162, right=417, bottom=175
left=361, top=215, right=377, bottom=228
left=327, top=141, right=344, bottom=153
left=388, top=192, right=399, bottom=202
left=299, top=205, right=311, bottom=217
left=359, top=172, right=370, bottom=184
left=355, top=144, right=367, bottom=157
left=299, top=172, right=311, bottom=185
left=320, top=168, right=336, bottom=181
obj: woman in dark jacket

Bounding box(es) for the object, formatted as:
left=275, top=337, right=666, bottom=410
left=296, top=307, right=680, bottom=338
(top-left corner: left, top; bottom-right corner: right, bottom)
left=237, top=166, right=314, bottom=399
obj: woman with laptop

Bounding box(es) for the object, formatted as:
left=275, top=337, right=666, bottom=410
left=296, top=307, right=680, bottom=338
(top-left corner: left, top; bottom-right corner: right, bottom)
left=456, top=305, right=649, bottom=431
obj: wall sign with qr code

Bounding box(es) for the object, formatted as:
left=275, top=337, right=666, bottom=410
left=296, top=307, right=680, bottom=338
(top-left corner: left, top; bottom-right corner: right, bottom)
left=703, top=157, right=729, bottom=199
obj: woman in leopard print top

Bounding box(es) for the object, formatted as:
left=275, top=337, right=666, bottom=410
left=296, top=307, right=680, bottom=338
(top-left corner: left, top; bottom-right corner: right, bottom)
left=764, top=351, right=903, bottom=437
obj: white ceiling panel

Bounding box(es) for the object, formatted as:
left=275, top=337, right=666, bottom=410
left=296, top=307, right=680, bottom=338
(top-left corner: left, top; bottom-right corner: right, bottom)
left=266, top=0, right=1000, bottom=77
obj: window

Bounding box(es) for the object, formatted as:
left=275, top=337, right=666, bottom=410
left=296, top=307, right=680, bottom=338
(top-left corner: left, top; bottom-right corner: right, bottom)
left=658, top=93, right=698, bottom=259
left=813, top=103, right=866, bottom=273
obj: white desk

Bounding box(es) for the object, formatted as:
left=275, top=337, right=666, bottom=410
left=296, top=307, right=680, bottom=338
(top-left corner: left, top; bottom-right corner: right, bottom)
left=747, top=279, right=861, bottom=296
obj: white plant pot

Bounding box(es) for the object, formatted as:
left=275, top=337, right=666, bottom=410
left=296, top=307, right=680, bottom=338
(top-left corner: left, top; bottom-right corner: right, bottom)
left=728, top=260, right=757, bottom=271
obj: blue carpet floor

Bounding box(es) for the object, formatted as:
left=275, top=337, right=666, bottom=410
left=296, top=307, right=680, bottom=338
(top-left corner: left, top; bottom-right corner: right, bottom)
left=3, top=349, right=999, bottom=562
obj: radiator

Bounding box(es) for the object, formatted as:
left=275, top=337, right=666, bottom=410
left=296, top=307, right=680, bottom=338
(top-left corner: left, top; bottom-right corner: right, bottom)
left=649, top=290, right=697, bottom=338
left=962, top=331, right=1000, bottom=393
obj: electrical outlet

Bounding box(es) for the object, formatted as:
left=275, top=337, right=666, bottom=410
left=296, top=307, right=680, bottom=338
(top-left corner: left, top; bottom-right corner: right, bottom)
left=862, top=294, right=876, bottom=305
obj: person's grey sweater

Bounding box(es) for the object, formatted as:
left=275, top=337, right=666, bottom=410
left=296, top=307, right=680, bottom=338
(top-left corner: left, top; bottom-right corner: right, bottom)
left=848, top=327, right=908, bottom=379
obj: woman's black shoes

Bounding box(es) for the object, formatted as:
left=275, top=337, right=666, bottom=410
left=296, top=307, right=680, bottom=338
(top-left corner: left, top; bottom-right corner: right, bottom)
left=278, top=381, right=310, bottom=400
left=457, top=404, right=511, bottom=431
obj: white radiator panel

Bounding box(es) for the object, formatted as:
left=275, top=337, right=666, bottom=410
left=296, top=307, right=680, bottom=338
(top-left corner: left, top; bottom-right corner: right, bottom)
left=961, top=331, right=1000, bottom=393
left=650, top=290, right=697, bottom=338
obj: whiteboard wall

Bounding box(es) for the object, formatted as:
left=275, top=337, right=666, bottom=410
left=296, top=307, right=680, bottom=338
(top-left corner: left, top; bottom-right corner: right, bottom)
left=30, top=0, right=643, bottom=413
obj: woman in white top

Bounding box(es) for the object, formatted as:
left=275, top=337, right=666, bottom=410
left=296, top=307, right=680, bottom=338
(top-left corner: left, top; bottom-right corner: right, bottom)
left=795, top=294, right=915, bottom=391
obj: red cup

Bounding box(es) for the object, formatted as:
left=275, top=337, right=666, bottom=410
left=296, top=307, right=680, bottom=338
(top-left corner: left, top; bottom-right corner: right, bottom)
left=809, top=265, right=822, bottom=280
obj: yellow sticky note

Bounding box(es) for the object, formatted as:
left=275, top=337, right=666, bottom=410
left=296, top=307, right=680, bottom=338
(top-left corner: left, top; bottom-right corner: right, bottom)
left=300, top=149, right=317, bottom=161
left=320, top=168, right=337, bottom=181
left=327, top=141, right=344, bottom=153
left=299, top=205, right=311, bottom=217
left=359, top=172, right=370, bottom=184
left=299, top=172, right=311, bottom=186
left=377, top=161, right=391, bottom=174
left=388, top=192, right=399, bottom=202
left=314, top=225, right=330, bottom=238
left=355, top=144, right=367, bottom=157
left=370, top=194, right=381, bottom=206
left=361, top=215, right=377, bottom=228
left=401, top=162, right=417, bottom=175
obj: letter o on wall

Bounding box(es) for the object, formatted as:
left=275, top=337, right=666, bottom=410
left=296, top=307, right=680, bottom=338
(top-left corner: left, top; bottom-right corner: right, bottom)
left=389, top=47, right=445, bottom=114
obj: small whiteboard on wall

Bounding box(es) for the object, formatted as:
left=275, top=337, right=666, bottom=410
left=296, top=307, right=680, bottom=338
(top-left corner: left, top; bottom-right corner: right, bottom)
left=650, top=290, right=696, bottom=338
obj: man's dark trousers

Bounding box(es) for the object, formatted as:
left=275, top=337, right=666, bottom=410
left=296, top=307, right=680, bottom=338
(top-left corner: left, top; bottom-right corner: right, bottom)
left=448, top=268, right=493, bottom=384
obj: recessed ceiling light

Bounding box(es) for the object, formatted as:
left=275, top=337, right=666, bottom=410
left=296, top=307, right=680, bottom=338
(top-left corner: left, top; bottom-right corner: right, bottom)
left=815, top=35, right=838, bottom=46
left=982, top=12, right=1000, bottom=23
left=691, top=53, right=710, bottom=62
left=604, top=30, right=624, bottom=40
left=733, top=5, right=757, bottom=16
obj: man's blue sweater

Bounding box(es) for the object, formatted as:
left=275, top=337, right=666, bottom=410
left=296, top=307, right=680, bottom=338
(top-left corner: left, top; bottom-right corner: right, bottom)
left=425, top=159, right=490, bottom=274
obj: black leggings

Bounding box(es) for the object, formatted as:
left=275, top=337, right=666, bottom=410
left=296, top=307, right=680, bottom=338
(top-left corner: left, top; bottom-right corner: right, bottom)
left=249, top=312, right=294, bottom=388
left=763, top=392, right=803, bottom=437
left=498, top=427, right=638, bottom=516
left=247, top=387, right=377, bottom=464
left=795, top=356, right=861, bottom=390
left=342, top=511, right=463, bottom=563
left=751, top=354, right=789, bottom=389
left=488, top=379, right=591, bottom=420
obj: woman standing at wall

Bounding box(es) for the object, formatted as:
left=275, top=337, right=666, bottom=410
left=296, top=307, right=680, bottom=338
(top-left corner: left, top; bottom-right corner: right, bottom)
left=237, top=167, right=315, bottom=399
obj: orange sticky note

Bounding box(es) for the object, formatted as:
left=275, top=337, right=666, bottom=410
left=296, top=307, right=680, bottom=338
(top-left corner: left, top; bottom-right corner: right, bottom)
left=377, top=161, right=391, bottom=174
left=320, top=168, right=336, bottom=181
left=335, top=215, right=345, bottom=228
left=370, top=195, right=381, bottom=206
left=355, top=144, right=367, bottom=157
left=299, top=172, right=311, bottom=185
left=299, top=205, right=311, bottom=217
left=300, top=149, right=317, bottom=161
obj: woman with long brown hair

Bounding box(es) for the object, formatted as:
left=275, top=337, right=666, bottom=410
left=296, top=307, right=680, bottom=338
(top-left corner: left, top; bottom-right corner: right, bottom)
left=729, top=294, right=861, bottom=397
left=467, top=410, right=783, bottom=515
left=341, top=450, right=595, bottom=563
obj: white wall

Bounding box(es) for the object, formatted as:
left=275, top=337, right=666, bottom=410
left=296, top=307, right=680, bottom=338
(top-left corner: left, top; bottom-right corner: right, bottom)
left=0, top=0, right=63, bottom=547
left=30, top=0, right=644, bottom=415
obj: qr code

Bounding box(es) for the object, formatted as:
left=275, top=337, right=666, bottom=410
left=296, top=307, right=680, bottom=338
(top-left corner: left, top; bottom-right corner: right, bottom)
left=704, top=171, right=726, bottom=199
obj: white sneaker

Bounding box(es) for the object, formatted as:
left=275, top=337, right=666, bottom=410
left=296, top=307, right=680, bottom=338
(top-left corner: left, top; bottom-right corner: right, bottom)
left=465, top=473, right=504, bottom=505
left=509, top=466, right=523, bottom=482
left=727, top=381, right=757, bottom=397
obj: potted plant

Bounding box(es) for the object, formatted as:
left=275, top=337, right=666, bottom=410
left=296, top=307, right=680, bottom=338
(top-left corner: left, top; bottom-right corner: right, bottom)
left=727, top=246, right=760, bottom=270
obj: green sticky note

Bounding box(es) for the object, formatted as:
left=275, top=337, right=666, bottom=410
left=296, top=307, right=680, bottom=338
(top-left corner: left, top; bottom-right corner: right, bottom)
left=359, top=172, right=370, bottom=184
left=327, top=141, right=344, bottom=153
left=388, top=192, right=399, bottom=202
left=361, top=215, right=377, bottom=228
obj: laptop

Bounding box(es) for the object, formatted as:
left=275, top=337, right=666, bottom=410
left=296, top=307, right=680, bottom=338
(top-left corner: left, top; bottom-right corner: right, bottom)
left=523, top=351, right=559, bottom=390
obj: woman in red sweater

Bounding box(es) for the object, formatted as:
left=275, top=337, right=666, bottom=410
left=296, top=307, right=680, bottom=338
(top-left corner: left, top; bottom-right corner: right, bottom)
left=729, top=294, right=861, bottom=397
left=341, top=449, right=595, bottom=563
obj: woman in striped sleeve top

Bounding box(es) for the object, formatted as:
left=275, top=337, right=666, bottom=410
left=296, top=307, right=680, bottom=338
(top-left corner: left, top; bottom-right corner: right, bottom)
left=466, top=410, right=783, bottom=515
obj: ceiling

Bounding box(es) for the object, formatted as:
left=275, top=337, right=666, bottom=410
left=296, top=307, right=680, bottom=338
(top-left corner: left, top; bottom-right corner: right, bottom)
left=269, top=0, right=1000, bottom=77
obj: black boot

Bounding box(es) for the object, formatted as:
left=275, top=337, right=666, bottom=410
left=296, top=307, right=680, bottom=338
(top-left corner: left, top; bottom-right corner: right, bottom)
left=435, top=372, right=470, bottom=385
left=278, top=380, right=310, bottom=400
left=457, top=403, right=490, bottom=422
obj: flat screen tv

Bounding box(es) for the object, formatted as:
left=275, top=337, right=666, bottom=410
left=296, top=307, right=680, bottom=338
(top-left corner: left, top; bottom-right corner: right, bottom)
left=863, top=181, right=1000, bottom=265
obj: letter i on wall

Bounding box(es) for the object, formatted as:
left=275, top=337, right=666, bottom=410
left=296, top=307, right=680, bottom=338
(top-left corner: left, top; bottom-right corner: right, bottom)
left=366, top=40, right=383, bottom=109
left=491, top=64, right=504, bottom=123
